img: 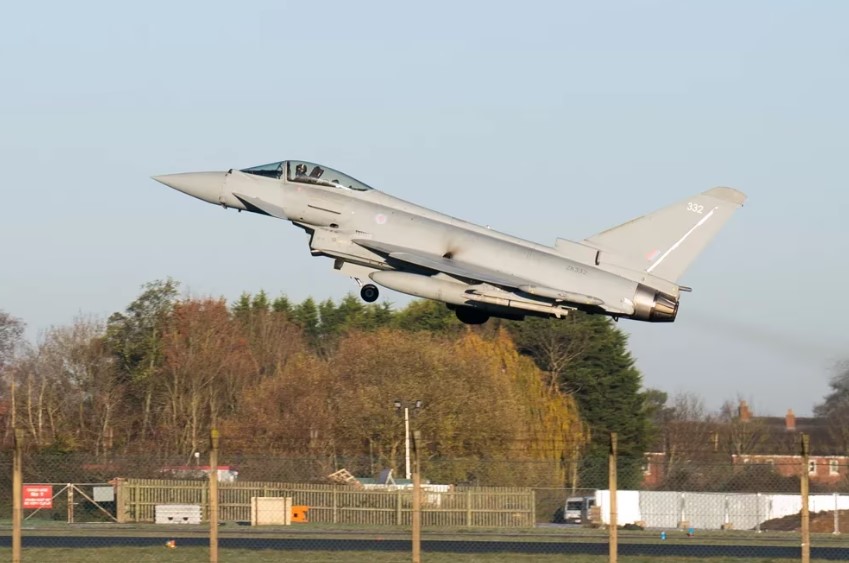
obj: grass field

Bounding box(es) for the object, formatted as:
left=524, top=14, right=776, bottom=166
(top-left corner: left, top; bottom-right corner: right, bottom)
left=0, top=548, right=837, bottom=563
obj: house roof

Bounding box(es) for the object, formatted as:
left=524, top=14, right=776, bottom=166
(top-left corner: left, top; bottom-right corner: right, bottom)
left=648, top=403, right=846, bottom=457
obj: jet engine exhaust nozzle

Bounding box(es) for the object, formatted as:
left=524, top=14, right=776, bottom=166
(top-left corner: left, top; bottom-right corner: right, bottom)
left=632, top=284, right=679, bottom=323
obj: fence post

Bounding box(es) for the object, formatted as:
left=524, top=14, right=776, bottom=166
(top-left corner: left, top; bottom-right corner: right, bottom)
left=67, top=483, right=75, bottom=523
left=334, top=487, right=339, bottom=524
left=13, top=428, right=23, bottom=563
left=834, top=492, right=839, bottom=535
left=210, top=428, right=220, bottom=563
left=467, top=489, right=473, bottom=527
left=800, top=433, right=810, bottom=563
left=114, top=478, right=127, bottom=523
left=609, top=432, right=618, bottom=563
left=412, top=430, right=422, bottom=563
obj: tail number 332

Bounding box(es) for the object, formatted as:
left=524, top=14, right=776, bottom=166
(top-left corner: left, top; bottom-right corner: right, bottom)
left=686, top=202, right=704, bottom=214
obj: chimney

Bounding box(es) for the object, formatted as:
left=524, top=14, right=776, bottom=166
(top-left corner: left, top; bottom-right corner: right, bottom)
left=786, top=408, right=796, bottom=431
left=738, top=400, right=751, bottom=423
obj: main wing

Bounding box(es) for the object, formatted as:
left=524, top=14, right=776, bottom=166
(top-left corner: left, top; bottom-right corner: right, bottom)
left=352, top=239, right=604, bottom=307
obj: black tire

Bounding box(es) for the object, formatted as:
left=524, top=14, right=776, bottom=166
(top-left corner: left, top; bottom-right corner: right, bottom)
left=360, top=284, right=379, bottom=303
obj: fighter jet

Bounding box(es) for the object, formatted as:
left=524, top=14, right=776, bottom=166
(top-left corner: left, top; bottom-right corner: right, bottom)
left=153, top=160, right=745, bottom=325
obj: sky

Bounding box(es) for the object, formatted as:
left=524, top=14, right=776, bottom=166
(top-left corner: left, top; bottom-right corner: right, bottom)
left=1, top=1, right=847, bottom=417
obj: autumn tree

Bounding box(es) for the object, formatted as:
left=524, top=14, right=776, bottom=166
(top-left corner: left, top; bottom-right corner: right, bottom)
left=6, top=283, right=602, bottom=490
left=325, top=328, right=586, bottom=486
left=155, top=298, right=254, bottom=456
left=219, top=351, right=336, bottom=480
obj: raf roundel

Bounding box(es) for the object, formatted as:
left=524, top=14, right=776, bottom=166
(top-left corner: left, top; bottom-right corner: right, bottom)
left=375, top=213, right=388, bottom=225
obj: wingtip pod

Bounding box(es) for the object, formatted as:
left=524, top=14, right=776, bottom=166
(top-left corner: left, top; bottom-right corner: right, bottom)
left=704, top=187, right=747, bottom=206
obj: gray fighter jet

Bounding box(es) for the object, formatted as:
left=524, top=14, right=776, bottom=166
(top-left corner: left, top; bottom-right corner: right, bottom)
left=154, top=161, right=745, bottom=325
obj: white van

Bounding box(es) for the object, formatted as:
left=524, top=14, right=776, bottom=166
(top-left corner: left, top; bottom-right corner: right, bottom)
left=564, top=495, right=596, bottom=524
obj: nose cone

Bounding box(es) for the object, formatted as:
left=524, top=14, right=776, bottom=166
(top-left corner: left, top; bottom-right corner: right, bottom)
left=153, top=171, right=226, bottom=204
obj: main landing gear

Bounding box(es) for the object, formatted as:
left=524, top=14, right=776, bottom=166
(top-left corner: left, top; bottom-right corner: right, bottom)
left=360, top=284, right=379, bottom=303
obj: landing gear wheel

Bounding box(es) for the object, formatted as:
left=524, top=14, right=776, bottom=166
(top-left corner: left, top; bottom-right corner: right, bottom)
left=360, top=284, right=379, bottom=303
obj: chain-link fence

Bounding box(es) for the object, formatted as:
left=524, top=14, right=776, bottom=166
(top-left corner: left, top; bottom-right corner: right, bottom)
left=6, top=430, right=849, bottom=562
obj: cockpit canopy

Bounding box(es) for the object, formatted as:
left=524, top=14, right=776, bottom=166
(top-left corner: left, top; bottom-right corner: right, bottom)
left=240, top=160, right=373, bottom=192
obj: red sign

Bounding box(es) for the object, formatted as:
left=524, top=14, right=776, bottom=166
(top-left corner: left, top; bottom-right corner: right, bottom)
left=23, top=485, right=53, bottom=509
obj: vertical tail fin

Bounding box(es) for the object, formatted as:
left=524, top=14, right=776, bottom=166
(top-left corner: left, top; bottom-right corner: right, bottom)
left=583, top=187, right=746, bottom=282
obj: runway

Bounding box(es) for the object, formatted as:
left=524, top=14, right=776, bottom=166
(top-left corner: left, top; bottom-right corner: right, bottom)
left=2, top=534, right=848, bottom=560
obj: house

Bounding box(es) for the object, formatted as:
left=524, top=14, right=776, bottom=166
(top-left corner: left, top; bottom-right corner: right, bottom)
left=643, top=400, right=849, bottom=489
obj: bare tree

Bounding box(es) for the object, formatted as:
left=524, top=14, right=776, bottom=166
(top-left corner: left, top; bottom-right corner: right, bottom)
left=54, top=318, right=125, bottom=456
left=653, top=392, right=721, bottom=488
left=508, top=316, right=592, bottom=394
left=719, top=397, right=768, bottom=456
left=9, top=335, right=68, bottom=447
left=0, top=310, right=24, bottom=371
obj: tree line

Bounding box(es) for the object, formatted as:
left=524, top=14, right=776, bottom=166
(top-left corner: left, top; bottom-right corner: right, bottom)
left=0, top=278, right=656, bottom=488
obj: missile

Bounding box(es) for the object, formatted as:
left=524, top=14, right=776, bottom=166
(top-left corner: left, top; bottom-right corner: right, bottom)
left=517, top=284, right=604, bottom=306
left=369, top=271, right=569, bottom=317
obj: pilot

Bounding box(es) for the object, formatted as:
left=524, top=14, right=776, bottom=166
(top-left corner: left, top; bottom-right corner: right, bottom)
left=295, top=163, right=308, bottom=176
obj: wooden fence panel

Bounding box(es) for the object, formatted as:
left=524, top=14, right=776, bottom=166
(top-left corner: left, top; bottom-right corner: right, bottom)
left=118, top=479, right=535, bottom=528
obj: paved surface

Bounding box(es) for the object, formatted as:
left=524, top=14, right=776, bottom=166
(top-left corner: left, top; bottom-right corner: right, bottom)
left=0, top=534, right=848, bottom=559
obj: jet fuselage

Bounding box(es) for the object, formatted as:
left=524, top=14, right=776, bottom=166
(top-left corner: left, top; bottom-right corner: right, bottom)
left=154, top=160, right=745, bottom=324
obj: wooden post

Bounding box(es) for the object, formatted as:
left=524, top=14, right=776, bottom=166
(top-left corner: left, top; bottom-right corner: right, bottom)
left=609, top=432, right=618, bottom=563
left=114, top=478, right=127, bottom=524
left=412, top=430, right=422, bottom=563
left=209, top=428, right=220, bottom=563
left=801, top=433, right=810, bottom=563
left=67, top=483, right=75, bottom=523
left=13, top=428, right=23, bottom=563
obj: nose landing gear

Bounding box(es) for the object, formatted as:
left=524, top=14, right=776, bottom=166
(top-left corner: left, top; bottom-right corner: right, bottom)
left=360, top=284, right=379, bottom=303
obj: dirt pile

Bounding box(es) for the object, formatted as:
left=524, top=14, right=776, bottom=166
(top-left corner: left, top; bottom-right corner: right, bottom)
left=760, top=510, right=849, bottom=533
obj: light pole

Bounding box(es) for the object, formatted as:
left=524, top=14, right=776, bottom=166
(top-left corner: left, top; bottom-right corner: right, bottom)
left=394, top=399, right=422, bottom=480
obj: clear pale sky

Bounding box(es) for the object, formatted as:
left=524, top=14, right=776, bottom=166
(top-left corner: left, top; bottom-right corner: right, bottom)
left=2, top=1, right=847, bottom=416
